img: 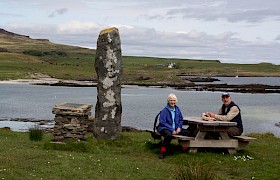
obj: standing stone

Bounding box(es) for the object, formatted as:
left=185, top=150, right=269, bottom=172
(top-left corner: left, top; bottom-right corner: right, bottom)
left=94, top=27, right=122, bottom=140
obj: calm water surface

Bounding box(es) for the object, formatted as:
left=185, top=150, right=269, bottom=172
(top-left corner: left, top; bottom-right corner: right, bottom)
left=0, top=83, right=279, bottom=137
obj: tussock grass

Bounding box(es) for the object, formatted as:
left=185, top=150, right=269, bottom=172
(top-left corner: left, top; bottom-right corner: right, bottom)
left=29, top=126, right=43, bottom=141
left=174, top=161, right=217, bottom=180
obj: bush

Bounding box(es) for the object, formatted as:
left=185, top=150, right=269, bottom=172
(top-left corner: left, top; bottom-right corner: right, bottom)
left=0, top=47, right=8, bottom=52
left=23, top=50, right=43, bottom=56
left=43, top=51, right=67, bottom=56
left=29, top=126, right=43, bottom=141
left=23, top=50, right=67, bottom=57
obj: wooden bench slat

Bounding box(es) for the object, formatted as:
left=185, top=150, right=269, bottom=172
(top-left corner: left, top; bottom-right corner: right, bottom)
left=147, top=130, right=195, bottom=141
left=172, top=135, right=195, bottom=140
left=233, top=136, right=256, bottom=142
left=183, top=139, right=239, bottom=148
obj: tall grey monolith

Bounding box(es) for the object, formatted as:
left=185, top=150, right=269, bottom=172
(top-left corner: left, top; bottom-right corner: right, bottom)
left=94, top=27, right=122, bottom=140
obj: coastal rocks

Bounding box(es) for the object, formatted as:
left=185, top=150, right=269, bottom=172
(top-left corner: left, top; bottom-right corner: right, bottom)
left=94, top=27, right=122, bottom=140
left=0, top=47, right=8, bottom=52
left=0, top=127, right=11, bottom=131
left=31, top=79, right=97, bottom=87
left=10, top=118, right=52, bottom=123
left=52, top=102, right=93, bottom=142
left=178, top=75, right=220, bottom=82
left=196, top=84, right=280, bottom=94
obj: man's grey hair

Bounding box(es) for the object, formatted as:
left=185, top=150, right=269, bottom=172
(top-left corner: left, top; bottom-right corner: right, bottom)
left=167, top=93, right=178, bottom=102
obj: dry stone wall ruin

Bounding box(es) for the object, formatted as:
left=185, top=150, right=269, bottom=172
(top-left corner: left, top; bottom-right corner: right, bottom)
left=52, top=103, right=93, bottom=142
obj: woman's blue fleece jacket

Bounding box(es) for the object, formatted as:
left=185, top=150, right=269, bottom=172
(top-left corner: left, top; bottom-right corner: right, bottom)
left=157, top=104, right=184, bottom=132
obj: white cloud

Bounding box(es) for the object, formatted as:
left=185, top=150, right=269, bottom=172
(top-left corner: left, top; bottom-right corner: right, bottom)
left=158, top=0, right=280, bottom=23
left=48, top=8, right=68, bottom=18
left=4, top=21, right=280, bottom=64
left=275, top=35, right=280, bottom=41
left=56, top=21, right=104, bottom=34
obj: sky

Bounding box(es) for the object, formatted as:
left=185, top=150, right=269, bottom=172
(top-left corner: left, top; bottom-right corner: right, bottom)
left=1, top=0, right=280, bottom=65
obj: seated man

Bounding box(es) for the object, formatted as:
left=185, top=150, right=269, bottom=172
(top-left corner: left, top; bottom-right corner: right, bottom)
left=187, top=92, right=243, bottom=138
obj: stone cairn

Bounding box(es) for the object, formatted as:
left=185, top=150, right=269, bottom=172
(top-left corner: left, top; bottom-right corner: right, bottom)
left=94, top=27, right=123, bottom=140
left=52, top=102, right=93, bottom=142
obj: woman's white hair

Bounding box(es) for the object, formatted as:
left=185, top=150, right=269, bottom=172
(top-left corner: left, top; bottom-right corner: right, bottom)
left=167, top=93, right=178, bottom=102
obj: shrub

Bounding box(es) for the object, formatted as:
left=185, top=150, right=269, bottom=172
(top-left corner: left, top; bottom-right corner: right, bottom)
left=0, top=47, right=8, bottom=52
left=29, top=126, right=43, bottom=141
left=23, top=50, right=43, bottom=56
left=23, top=50, right=67, bottom=57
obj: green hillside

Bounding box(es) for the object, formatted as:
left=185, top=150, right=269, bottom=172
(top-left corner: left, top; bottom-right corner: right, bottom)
left=0, top=29, right=279, bottom=83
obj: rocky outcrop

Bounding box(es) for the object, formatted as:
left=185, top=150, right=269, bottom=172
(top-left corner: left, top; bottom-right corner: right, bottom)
left=0, top=28, right=30, bottom=38
left=0, top=47, right=8, bottom=52
left=181, top=84, right=280, bottom=93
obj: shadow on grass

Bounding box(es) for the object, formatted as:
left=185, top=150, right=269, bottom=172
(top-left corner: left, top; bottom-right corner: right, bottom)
left=145, top=140, right=188, bottom=156
left=145, top=139, right=249, bottom=156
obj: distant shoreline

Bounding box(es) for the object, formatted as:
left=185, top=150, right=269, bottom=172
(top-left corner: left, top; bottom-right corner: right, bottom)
left=1, top=77, right=280, bottom=94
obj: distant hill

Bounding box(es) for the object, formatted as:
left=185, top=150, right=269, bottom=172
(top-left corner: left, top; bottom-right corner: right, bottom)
left=0, top=28, right=51, bottom=43
left=0, top=28, right=96, bottom=80
left=0, top=28, right=95, bottom=55
left=0, top=28, right=279, bottom=82
left=0, top=28, right=30, bottom=38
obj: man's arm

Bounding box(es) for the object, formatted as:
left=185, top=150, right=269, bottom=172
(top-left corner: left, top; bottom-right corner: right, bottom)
left=214, top=106, right=239, bottom=121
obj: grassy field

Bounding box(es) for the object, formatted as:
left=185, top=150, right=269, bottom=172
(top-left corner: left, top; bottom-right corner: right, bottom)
left=1, top=32, right=279, bottom=83
left=0, top=129, right=279, bottom=179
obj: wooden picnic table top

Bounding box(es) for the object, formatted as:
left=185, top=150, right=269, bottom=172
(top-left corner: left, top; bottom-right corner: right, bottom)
left=184, top=117, right=237, bottom=127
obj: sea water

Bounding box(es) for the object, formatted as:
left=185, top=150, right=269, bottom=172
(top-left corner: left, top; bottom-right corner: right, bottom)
left=0, top=82, right=279, bottom=137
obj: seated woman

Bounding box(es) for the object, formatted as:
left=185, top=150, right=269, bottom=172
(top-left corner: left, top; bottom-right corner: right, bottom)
left=157, top=93, right=189, bottom=159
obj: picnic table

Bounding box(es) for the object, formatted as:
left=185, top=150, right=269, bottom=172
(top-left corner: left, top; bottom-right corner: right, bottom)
left=176, top=117, right=256, bottom=154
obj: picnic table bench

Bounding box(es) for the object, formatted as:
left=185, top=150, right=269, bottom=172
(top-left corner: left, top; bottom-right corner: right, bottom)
left=149, top=117, right=256, bottom=154
left=232, top=135, right=257, bottom=148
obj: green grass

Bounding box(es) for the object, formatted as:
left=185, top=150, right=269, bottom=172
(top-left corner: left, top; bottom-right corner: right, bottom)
left=0, top=52, right=96, bottom=80
left=122, top=56, right=280, bottom=84
left=0, top=129, right=279, bottom=179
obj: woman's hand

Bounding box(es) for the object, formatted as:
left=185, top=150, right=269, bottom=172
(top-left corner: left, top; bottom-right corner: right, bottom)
left=172, top=128, right=181, bottom=135
left=175, top=128, right=181, bottom=134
